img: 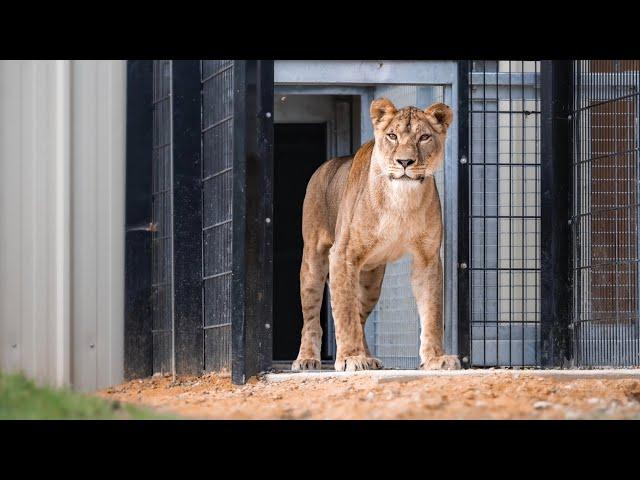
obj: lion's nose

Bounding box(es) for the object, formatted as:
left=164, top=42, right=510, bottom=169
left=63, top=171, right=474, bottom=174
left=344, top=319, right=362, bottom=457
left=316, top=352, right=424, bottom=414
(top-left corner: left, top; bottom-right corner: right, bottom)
left=396, top=159, right=415, bottom=169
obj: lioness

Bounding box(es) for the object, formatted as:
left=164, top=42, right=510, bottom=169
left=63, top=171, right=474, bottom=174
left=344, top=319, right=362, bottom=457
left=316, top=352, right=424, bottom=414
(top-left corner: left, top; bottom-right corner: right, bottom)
left=292, top=98, right=461, bottom=372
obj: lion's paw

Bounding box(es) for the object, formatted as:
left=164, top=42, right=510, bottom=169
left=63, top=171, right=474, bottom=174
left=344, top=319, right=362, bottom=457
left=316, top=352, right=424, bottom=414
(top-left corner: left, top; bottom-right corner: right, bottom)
left=291, top=358, right=322, bottom=371
left=420, top=355, right=461, bottom=370
left=335, top=355, right=383, bottom=372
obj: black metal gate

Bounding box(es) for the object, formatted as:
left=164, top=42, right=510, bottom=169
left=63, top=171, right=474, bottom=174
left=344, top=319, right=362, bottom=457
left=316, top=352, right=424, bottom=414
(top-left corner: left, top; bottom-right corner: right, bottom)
left=570, top=60, right=640, bottom=367
left=459, top=59, right=640, bottom=368
left=459, top=60, right=542, bottom=367
left=125, top=60, right=273, bottom=383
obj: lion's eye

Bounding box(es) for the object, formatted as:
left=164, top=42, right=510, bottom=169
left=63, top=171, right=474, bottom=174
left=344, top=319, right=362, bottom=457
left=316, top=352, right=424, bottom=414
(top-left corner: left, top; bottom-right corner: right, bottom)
left=386, top=133, right=397, bottom=141
left=419, top=134, right=432, bottom=142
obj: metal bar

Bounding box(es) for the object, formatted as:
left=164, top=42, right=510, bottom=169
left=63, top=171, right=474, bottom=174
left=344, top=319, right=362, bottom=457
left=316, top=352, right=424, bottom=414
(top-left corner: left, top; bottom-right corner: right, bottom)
left=508, top=60, right=512, bottom=366
left=540, top=60, right=573, bottom=367
left=573, top=146, right=640, bottom=166
left=202, top=218, right=233, bottom=232
left=521, top=60, right=526, bottom=367
left=232, top=60, right=274, bottom=385
left=203, top=323, right=232, bottom=330
left=469, top=110, right=541, bottom=115
left=457, top=60, right=471, bottom=366
left=171, top=60, right=204, bottom=375
left=202, top=271, right=232, bottom=281
left=470, top=72, right=539, bottom=86
left=202, top=167, right=233, bottom=183
left=201, top=115, right=234, bottom=134
left=483, top=61, right=487, bottom=366
left=571, top=200, right=640, bottom=218
left=571, top=90, right=640, bottom=113
left=469, top=215, right=541, bottom=219
left=124, top=60, right=154, bottom=380
left=201, top=63, right=234, bottom=84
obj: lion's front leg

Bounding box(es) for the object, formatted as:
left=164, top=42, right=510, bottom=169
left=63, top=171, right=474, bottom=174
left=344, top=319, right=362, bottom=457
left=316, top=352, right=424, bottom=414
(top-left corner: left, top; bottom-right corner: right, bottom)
left=412, top=253, right=461, bottom=370
left=329, top=246, right=382, bottom=372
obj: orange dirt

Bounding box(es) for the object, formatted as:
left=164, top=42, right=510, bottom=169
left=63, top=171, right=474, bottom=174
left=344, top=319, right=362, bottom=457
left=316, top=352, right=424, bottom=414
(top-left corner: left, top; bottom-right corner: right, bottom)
left=96, top=371, right=640, bottom=420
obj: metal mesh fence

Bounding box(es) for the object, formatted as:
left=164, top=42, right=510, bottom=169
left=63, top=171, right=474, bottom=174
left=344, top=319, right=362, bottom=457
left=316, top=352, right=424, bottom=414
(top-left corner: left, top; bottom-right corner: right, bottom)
left=201, top=60, right=234, bottom=372
left=151, top=60, right=173, bottom=374
left=467, top=60, right=542, bottom=367
left=571, top=60, right=640, bottom=367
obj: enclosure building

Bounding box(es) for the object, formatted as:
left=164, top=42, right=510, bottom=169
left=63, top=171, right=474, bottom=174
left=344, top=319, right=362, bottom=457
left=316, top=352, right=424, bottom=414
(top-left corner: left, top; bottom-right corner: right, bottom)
left=0, top=60, right=638, bottom=390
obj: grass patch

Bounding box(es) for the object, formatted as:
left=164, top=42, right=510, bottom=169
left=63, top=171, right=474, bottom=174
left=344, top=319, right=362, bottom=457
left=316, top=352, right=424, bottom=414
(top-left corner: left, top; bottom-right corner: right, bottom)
left=0, top=372, right=172, bottom=420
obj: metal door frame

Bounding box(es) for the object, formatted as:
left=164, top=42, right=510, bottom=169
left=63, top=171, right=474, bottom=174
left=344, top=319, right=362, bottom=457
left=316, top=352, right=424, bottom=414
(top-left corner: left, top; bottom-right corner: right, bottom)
left=274, top=60, right=460, bottom=355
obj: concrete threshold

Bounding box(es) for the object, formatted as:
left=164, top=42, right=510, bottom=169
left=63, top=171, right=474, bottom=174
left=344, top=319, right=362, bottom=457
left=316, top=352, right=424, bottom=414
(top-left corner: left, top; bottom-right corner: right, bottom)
left=264, top=368, right=640, bottom=384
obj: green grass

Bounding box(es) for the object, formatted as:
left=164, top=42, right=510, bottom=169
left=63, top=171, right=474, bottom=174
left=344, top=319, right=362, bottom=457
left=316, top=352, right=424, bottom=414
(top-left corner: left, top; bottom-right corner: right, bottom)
left=0, top=372, right=172, bottom=420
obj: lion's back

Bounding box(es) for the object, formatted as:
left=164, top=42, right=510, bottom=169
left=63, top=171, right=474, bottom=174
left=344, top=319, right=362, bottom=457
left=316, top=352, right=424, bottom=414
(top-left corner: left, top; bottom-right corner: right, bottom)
left=301, top=155, right=353, bottom=247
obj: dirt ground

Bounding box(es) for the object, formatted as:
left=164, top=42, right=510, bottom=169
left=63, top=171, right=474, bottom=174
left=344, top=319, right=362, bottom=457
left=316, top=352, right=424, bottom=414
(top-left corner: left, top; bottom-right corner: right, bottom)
left=96, top=370, right=640, bottom=420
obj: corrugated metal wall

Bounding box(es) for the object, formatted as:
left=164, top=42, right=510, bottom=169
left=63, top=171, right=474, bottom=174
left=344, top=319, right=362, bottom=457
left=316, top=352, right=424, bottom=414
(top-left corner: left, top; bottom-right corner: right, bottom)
left=0, top=60, right=126, bottom=391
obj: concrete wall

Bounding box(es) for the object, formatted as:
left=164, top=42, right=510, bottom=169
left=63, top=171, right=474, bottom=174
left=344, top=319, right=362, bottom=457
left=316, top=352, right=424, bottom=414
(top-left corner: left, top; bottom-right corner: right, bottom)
left=0, top=60, right=126, bottom=391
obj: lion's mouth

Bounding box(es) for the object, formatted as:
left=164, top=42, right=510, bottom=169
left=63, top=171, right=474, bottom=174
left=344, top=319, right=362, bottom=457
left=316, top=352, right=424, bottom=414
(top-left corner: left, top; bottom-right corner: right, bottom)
left=389, top=174, right=426, bottom=183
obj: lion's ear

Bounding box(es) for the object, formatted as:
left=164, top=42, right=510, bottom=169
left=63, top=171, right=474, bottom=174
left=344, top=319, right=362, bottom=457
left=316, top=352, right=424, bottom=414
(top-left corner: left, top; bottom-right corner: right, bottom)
left=370, top=98, right=397, bottom=128
left=424, top=103, right=453, bottom=132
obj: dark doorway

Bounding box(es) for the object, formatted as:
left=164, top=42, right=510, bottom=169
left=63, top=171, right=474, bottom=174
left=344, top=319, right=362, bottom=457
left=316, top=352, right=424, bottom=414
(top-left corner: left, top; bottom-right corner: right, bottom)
left=273, top=123, right=330, bottom=361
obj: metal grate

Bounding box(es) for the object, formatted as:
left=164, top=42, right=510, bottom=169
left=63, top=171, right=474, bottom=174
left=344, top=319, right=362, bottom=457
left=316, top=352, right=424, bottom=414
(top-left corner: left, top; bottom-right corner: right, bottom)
left=201, top=60, right=234, bottom=371
left=151, top=60, right=173, bottom=374
left=571, top=60, right=640, bottom=367
left=467, top=60, right=542, bottom=367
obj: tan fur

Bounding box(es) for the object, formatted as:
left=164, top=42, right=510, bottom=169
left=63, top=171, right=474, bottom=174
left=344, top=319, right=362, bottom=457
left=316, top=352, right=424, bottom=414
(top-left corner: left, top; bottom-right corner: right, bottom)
left=292, top=99, right=461, bottom=372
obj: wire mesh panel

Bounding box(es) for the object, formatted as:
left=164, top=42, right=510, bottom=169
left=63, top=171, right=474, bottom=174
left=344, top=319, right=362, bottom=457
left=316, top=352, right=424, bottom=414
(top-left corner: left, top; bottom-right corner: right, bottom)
left=467, top=60, right=541, bottom=367
left=571, top=60, right=640, bottom=367
left=201, top=60, right=234, bottom=372
left=151, top=60, right=173, bottom=374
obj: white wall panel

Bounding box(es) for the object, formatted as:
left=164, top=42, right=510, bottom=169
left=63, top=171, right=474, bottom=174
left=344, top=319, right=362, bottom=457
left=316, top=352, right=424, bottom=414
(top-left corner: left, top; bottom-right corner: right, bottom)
left=0, top=60, right=126, bottom=391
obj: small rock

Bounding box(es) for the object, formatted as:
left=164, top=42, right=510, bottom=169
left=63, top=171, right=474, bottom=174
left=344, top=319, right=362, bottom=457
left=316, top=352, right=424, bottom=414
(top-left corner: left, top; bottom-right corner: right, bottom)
left=475, top=400, right=487, bottom=408
left=587, top=397, right=601, bottom=405
left=533, top=401, right=554, bottom=410
left=424, top=397, right=443, bottom=409
left=366, top=391, right=375, bottom=401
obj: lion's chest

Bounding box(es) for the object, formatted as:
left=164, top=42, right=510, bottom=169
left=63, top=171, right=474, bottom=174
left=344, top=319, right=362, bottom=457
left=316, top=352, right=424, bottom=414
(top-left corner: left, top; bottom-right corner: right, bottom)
left=361, top=213, right=429, bottom=268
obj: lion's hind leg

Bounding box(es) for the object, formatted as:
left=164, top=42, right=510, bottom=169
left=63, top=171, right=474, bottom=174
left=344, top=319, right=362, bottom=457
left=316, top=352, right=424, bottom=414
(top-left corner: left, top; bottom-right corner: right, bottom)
left=291, top=243, right=329, bottom=371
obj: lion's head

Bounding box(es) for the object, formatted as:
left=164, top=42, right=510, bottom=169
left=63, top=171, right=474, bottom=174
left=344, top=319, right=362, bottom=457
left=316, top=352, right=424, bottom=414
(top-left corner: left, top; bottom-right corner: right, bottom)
left=369, top=98, right=453, bottom=184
